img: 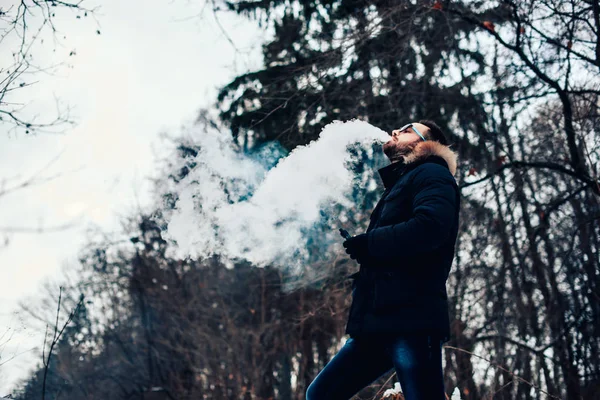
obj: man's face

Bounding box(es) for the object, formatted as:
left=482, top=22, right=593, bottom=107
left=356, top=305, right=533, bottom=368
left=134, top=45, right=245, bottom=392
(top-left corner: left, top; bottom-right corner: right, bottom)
left=383, top=122, right=430, bottom=161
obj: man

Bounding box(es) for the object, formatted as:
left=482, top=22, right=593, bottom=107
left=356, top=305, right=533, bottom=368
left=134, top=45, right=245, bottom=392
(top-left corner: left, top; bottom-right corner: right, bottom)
left=306, top=120, right=460, bottom=400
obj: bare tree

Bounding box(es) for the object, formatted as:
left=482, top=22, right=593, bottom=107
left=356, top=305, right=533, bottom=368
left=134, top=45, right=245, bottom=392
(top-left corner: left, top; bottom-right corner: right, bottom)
left=0, top=1, right=100, bottom=250
left=0, top=0, right=99, bottom=135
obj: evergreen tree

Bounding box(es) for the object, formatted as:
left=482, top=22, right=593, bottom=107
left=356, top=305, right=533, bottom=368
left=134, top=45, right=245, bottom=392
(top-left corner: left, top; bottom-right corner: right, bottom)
left=217, top=0, right=502, bottom=152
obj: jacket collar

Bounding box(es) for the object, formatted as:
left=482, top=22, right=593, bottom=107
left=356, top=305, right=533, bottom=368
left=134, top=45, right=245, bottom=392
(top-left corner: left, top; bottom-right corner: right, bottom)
left=377, top=141, right=459, bottom=190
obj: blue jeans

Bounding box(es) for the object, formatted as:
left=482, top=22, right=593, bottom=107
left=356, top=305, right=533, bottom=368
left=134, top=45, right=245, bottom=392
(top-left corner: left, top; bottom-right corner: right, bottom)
left=306, top=334, right=445, bottom=400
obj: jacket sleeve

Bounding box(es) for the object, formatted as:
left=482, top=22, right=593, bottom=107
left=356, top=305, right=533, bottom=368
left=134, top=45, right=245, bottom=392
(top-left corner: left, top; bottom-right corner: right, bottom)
left=366, top=163, right=458, bottom=263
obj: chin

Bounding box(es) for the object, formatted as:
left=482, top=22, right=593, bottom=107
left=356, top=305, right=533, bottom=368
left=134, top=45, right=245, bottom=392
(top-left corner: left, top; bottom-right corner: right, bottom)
left=383, top=145, right=397, bottom=160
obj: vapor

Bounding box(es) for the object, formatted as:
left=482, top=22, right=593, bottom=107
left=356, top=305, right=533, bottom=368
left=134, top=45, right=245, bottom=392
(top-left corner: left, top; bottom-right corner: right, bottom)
left=159, top=119, right=389, bottom=276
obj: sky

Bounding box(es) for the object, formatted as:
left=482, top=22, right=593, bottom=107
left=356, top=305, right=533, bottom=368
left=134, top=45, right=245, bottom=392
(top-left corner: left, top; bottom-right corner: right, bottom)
left=0, top=0, right=264, bottom=392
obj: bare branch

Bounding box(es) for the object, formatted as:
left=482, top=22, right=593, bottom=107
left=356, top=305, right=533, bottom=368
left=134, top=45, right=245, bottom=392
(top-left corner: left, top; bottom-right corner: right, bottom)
left=41, top=287, right=85, bottom=400
left=0, top=0, right=99, bottom=135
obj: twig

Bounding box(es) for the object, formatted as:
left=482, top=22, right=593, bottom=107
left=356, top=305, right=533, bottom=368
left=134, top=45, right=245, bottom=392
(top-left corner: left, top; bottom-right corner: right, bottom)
left=41, top=287, right=85, bottom=400
left=443, top=345, right=561, bottom=399
left=369, top=371, right=396, bottom=400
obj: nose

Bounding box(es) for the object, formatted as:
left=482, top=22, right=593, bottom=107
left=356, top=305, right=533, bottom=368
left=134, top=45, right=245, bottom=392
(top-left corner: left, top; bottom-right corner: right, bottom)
left=391, top=129, right=401, bottom=137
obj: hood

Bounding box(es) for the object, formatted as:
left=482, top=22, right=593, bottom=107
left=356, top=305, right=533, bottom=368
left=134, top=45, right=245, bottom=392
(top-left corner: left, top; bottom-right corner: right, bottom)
left=401, top=140, right=458, bottom=177
left=377, top=141, right=459, bottom=190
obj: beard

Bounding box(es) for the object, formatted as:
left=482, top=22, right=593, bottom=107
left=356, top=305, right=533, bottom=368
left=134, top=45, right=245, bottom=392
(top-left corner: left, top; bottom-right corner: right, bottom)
left=383, top=139, right=419, bottom=163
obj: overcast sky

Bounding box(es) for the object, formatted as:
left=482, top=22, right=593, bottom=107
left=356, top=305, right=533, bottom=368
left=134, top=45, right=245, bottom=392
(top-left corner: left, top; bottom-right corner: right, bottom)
left=0, top=0, right=263, bottom=392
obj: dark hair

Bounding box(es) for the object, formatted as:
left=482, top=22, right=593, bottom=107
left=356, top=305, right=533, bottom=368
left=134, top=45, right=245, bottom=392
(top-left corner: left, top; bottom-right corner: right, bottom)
left=418, top=119, right=449, bottom=146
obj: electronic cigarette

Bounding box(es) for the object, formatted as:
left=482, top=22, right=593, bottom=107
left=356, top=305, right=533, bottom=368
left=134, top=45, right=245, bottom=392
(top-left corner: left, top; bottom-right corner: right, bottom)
left=339, top=228, right=352, bottom=240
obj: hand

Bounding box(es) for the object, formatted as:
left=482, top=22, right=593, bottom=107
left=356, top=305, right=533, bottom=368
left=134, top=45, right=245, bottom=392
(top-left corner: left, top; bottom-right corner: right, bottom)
left=342, top=233, right=370, bottom=265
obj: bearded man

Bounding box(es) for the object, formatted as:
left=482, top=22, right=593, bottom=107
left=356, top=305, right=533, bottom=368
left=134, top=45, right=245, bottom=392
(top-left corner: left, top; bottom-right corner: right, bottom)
left=306, top=120, right=460, bottom=400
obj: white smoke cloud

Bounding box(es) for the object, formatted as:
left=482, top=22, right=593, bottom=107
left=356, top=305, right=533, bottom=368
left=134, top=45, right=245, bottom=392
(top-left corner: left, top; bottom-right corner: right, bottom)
left=159, top=119, right=389, bottom=275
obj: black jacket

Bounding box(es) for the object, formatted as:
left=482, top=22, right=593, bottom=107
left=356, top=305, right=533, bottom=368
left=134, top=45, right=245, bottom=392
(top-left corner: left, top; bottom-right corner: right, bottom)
left=345, top=141, right=460, bottom=343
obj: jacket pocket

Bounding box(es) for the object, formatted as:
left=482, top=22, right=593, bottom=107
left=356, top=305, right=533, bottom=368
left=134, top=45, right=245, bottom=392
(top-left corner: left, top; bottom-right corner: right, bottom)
left=372, top=276, right=421, bottom=312
left=372, top=275, right=448, bottom=313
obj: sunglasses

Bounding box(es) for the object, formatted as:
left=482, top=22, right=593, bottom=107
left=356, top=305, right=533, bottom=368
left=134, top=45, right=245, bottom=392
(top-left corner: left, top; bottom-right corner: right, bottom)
left=394, top=123, right=427, bottom=142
